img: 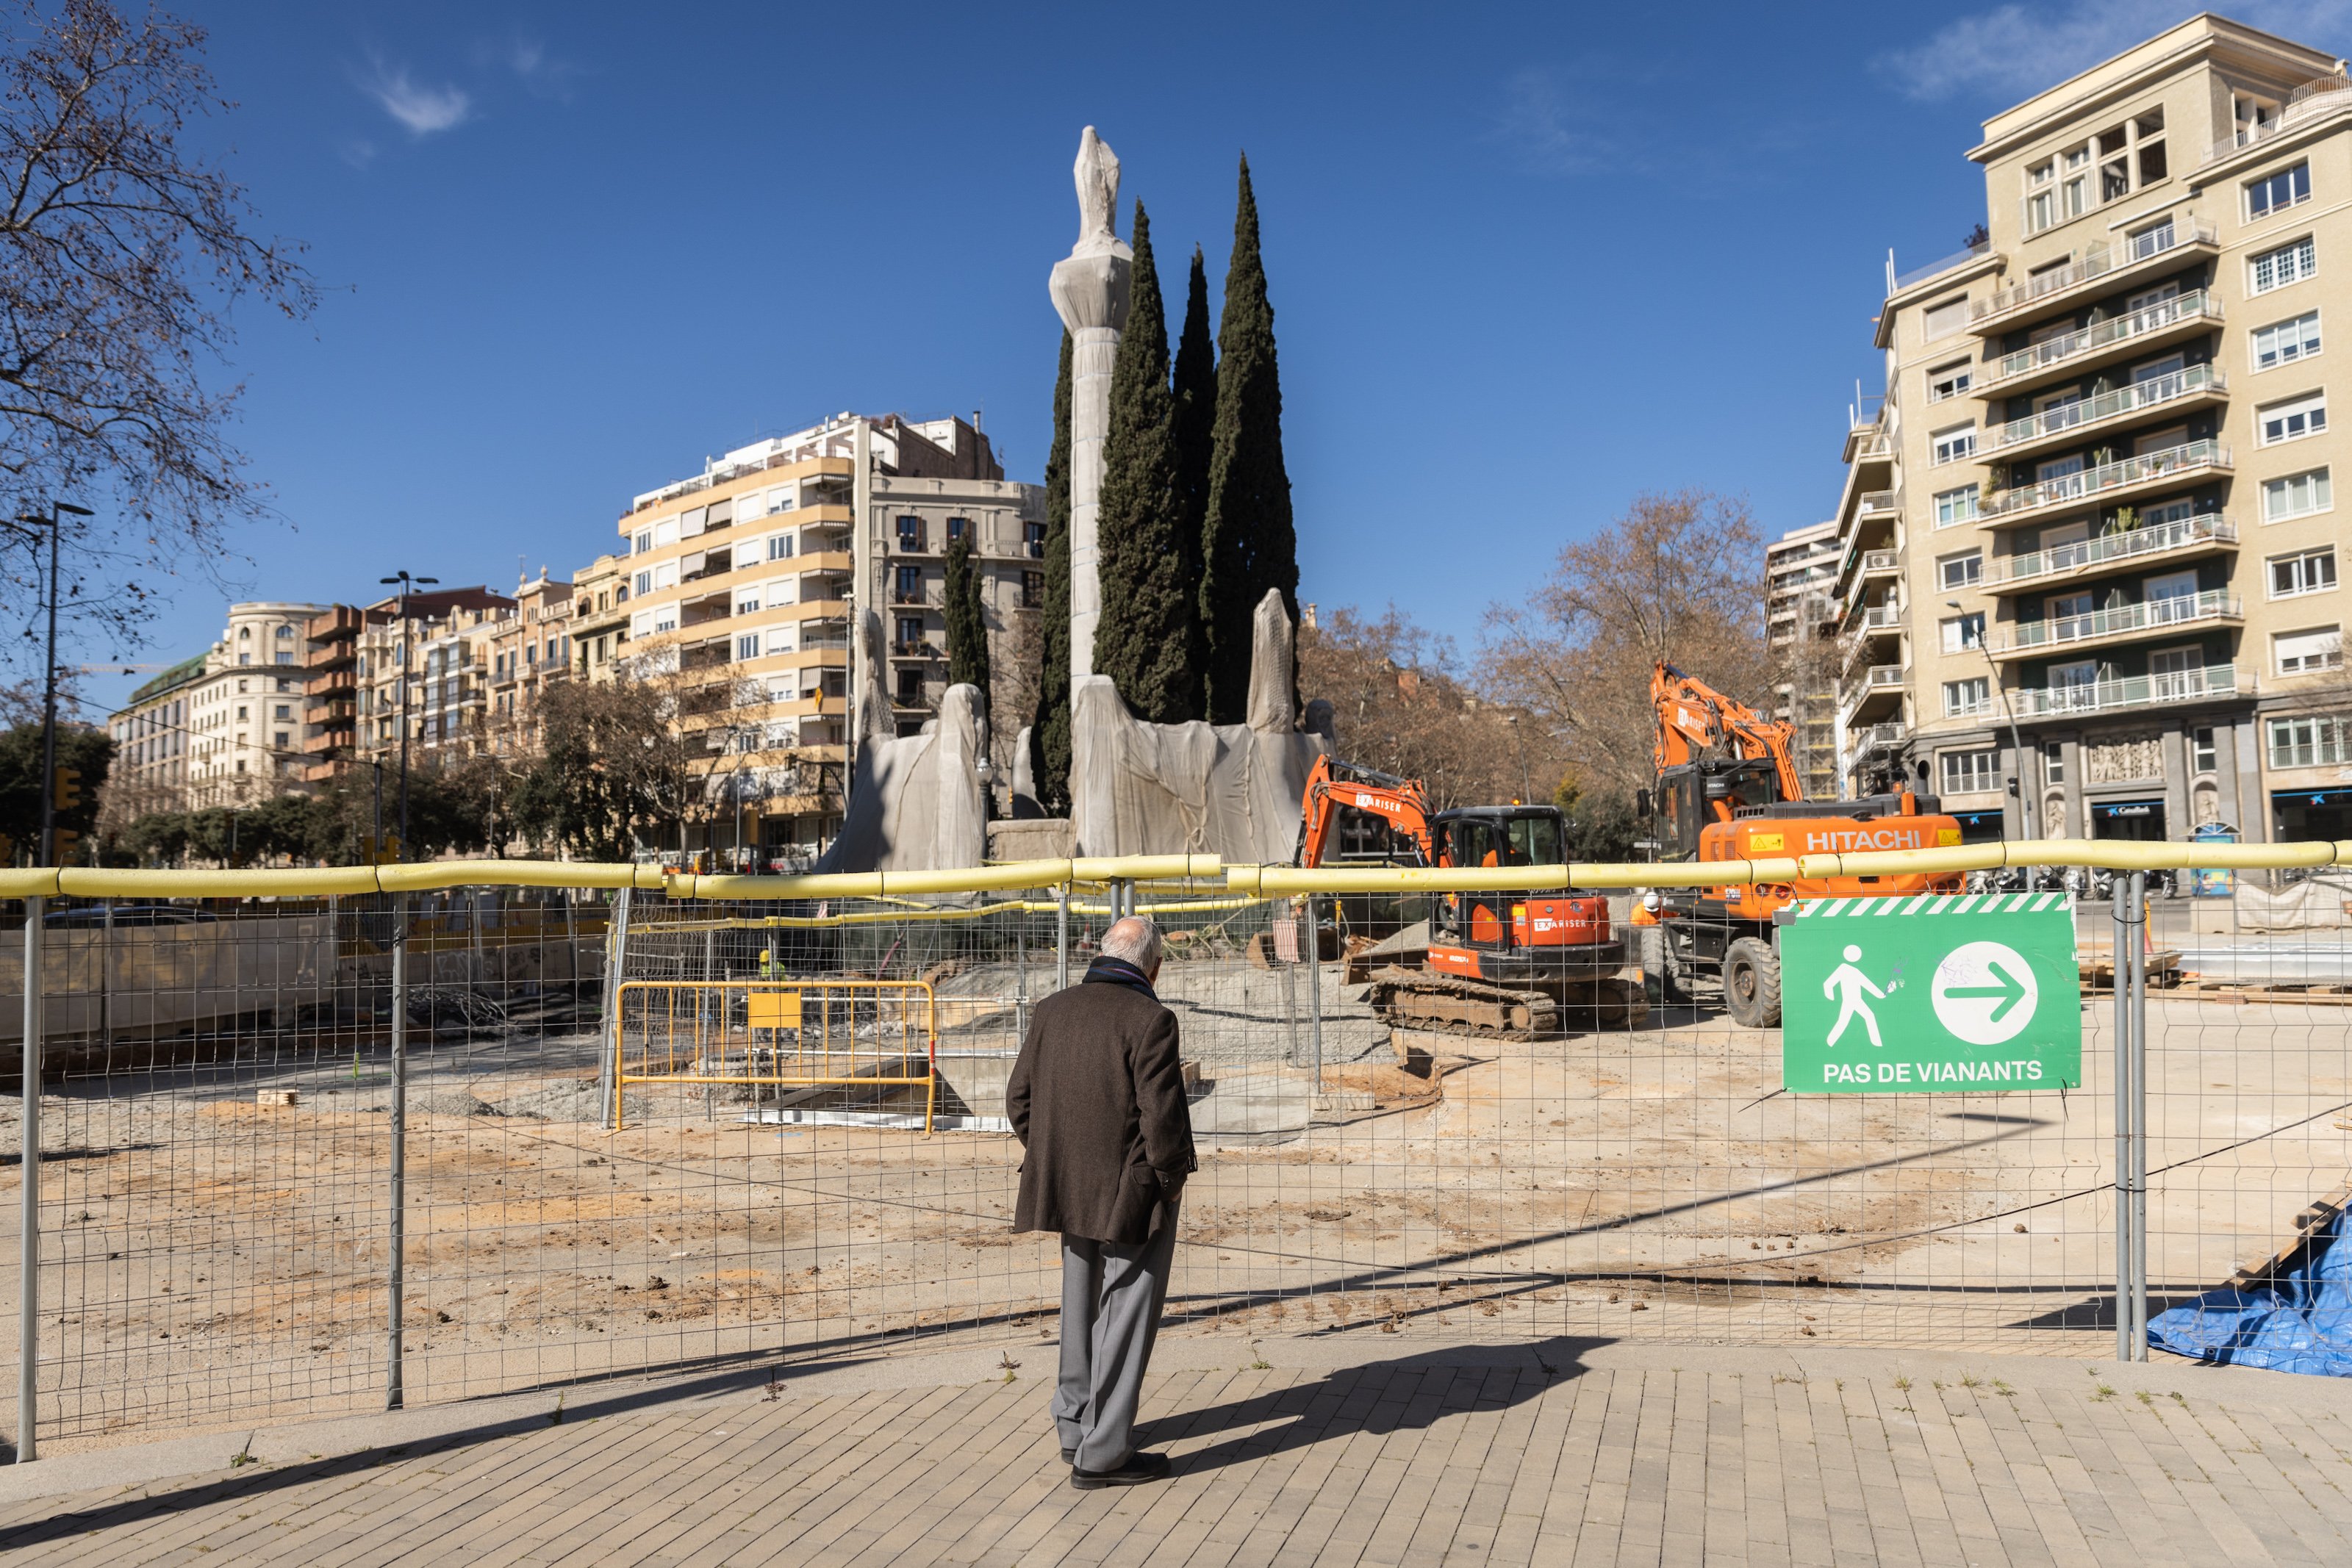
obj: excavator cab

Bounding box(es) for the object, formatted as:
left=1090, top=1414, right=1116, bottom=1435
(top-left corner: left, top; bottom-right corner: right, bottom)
left=1651, top=758, right=1786, bottom=862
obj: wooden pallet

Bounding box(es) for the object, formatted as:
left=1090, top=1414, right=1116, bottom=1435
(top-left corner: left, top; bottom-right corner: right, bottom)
left=2228, top=1177, right=2352, bottom=1290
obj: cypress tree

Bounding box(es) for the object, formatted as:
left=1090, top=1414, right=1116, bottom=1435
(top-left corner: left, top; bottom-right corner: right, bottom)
left=1030, top=331, right=1073, bottom=815
left=1199, top=154, right=1297, bottom=725
left=1092, top=201, right=1200, bottom=722
left=1170, top=245, right=1216, bottom=685
left=943, top=533, right=990, bottom=704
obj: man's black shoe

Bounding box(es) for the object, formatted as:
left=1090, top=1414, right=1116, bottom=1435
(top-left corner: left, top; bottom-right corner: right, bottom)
left=1069, top=1450, right=1172, bottom=1489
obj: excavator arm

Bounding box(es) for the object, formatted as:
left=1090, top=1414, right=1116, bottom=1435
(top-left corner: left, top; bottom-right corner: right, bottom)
left=1297, top=755, right=1437, bottom=868
left=1651, top=662, right=1807, bottom=804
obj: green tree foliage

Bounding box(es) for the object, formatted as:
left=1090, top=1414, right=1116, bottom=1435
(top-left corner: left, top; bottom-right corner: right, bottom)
left=1093, top=202, right=1200, bottom=723
left=1170, top=244, right=1216, bottom=649
left=943, top=534, right=991, bottom=708
left=1200, top=154, right=1297, bottom=725
left=1553, top=776, right=1641, bottom=864
left=110, top=764, right=492, bottom=868
left=0, top=721, right=111, bottom=860
left=1030, top=331, right=1073, bottom=815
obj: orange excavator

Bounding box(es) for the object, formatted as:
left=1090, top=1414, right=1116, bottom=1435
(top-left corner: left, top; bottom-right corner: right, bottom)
left=1638, top=662, right=1965, bottom=1026
left=1297, top=757, right=1644, bottom=1035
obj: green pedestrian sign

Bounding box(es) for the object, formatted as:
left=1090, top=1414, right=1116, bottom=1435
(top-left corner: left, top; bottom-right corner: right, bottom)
left=1779, top=893, right=2082, bottom=1094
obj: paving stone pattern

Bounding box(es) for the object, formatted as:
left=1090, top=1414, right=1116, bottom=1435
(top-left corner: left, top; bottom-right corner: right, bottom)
left=2, top=1342, right=2349, bottom=1566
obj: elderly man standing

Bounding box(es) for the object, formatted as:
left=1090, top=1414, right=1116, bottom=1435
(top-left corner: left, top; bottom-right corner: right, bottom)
left=1005, top=915, right=1195, bottom=1489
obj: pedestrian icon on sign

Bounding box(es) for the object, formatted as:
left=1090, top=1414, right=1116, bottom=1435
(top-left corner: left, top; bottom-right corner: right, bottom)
left=1823, top=944, right=1885, bottom=1048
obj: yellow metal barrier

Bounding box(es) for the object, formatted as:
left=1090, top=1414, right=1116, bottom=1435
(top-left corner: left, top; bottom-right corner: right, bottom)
left=610, top=978, right=939, bottom=1134
left=1, top=841, right=2349, bottom=902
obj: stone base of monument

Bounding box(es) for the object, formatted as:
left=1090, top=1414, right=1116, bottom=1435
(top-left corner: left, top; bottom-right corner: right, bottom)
left=985, top=817, right=1074, bottom=862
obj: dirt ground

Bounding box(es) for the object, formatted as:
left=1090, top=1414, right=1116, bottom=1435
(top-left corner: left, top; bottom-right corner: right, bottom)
left=3, top=961, right=2347, bottom=1453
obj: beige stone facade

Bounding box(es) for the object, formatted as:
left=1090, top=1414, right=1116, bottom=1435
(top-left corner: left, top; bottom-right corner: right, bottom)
left=612, top=412, right=1041, bottom=863
left=1767, top=519, right=1842, bottom=800
left=1834, top=15, right=2352, bottom=844
left=107, top=602, right=326, bottom=815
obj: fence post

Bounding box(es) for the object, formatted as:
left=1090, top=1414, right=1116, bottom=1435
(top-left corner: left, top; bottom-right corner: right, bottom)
left=16, top=896, right=43, bottom=1463
left=1055, top=885, right=1069, bottom=992
left=2110, top=874, right=2134, bottom=1363
left=599, top=886, right=634, bottom=1127
left=386, top=892, right=408, bottom=1411
left=1305, top=892, right=1324, bottom=1087
left=2128, top=870, right=2149, bottom=1362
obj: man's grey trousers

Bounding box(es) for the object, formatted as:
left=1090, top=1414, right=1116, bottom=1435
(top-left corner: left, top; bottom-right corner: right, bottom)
left=1053, top=1202, right=1179, bottom=1472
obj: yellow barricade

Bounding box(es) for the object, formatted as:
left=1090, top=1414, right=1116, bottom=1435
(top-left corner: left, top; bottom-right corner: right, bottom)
left=610, top=978, right=939, bottom=1134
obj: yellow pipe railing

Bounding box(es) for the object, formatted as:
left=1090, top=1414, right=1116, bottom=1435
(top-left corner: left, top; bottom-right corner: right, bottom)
left=0, top=842, right=2343, bottom=902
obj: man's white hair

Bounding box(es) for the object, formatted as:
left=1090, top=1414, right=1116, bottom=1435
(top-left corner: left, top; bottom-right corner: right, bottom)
left=1101, top=916, right=1162, bottom=970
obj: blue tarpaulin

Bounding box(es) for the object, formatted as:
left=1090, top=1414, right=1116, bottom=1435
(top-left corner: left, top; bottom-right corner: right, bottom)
left=2148, top=1212, right=2352, bottom=1375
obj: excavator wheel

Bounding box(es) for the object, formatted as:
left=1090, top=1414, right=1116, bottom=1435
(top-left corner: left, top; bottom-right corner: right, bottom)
left=1644, top=927, right=1692, bottom=1004
left=1722, top=937, right=1782, bottom=1029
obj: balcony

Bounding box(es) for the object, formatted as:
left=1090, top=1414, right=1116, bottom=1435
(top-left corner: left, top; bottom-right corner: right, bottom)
left=1859, top=489, right=1897, bottom=517
left=1990, top=589, right=2240, bottom=659
left=2012, top=663, right=2243, bottom=721
left=1976, top=291, right=2223, bottom=397
left=1993, top=513, right=2235, bottom=588
left=1969, top=218, right=2218, bottom=336
left=1977, top=365, right=2226, bottom=462
left=1851, top=721, right=1907, bottom=752
left=1979, top=439, right=2229, bottom=527
left=2204, top=74, right=2352, bottom=165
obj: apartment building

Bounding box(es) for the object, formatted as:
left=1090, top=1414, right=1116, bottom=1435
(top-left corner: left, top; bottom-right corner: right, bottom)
left=614, top=411, right=1042, bottom=861
left=1765, top=520, right=1843, bottom=799
left=1832, top=15, right=2352, bottom=845
left=304, top=587, right=514, bottom=786
left=474, top=571, right=574, bottom=755
left=107, top=602, right=327, bottom=813
left=570, top=553, right=631, bottom=683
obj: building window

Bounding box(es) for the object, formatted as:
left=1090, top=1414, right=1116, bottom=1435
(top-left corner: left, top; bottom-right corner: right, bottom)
left=946, top=516, right=969, bottom=544
left=2251, top=309, right=2320, bottom=370
left=1940, top=612, right=1984, bottom=652
left=1942, top=677, right=1989, bottom=716
left=1025, top=520, right=1047, bottom=558
left=633, top=530, right=652, bottom=555
left=2276, top=626, right=2343, bottom=675
left=1933, top=483, right=1979, bottom=528
left=2191, top=725, right=2217, bottom=773
left=1921, top=295, right=1968, bottom=340
left=2043, top=741, right=2066, bottom=785
left=2263, top=467, right=2331, bottom=522
left=2260, top=390, right=2327, bottom=445
left=736, top=632, right=761, bottom=661
left=273, top=703, right=291, bottom=720
left=1938, top=550, right=1982, bottom=590
left=896, top=668, right=923, bottom=704
left=1931, top=423, right=1976, bottom=466
left=2269, top=713, right=2352, bottom=768
left=634, top=570, right=653, bottom=597
left=767, top=533, right=795, bottom=561
left=896, top=515, right=924, bottom=552
left=2251, top=236, right=2317, bottom=295
left=895, top=564, right=923, bottom=603
left=895, top=614, right=924, bottom=650
left=2246, top=162, right=2311, bottom=220
left=2270, top=547, right=2337, bottom=599
left=1940, top=749, right=1999, bottom=794
left=736, top=590, right=761, bottom=615
left=1022, top=569, right=1044, bottom=608
left=1927, top=362, right=1973, bottom=403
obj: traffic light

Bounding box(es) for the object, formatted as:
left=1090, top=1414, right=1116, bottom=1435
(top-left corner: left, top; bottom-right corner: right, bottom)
left=51, top=764, right=81, bottom=813
left=51, top=828, right=80, bottom=863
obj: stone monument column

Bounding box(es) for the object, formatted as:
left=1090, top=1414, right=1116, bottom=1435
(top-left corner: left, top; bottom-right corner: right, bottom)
left=1047, top=127, right=1132, bottom=682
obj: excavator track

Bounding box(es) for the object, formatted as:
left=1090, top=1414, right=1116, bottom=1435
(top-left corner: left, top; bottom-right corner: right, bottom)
left=1364, top=965, right=1649, bottom=1040
left=1364, top=965, right=1558, bottom=1040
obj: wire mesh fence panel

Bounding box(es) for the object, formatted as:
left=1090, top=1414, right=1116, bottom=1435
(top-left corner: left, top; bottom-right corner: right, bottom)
left=5, top=858, right=2351, bottom=1452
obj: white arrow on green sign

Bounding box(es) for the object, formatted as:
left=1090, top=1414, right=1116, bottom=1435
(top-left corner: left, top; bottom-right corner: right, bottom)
left=1779, top=893, right=2082, bottom=1093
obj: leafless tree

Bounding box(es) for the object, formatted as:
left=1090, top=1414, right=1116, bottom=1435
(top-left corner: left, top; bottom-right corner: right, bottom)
left=1480, top=489, right=1770, bottom=795
left=0, top=1, right=316, bottom=665
left=1299, top=605, right=1565, bottom=811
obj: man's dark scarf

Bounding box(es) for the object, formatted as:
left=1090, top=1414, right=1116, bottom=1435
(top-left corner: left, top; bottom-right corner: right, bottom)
left=1082, top=954, right=1158, bottom=1001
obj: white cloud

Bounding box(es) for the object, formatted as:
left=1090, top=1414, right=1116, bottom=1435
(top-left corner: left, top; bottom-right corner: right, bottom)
left=476, top=34, right=583, bottom=99
left=1491, top=66, right=1623, bottom=176
left=1879, top=1, right=2352, bottom=103
left=359, top=57, right=472, bottom=135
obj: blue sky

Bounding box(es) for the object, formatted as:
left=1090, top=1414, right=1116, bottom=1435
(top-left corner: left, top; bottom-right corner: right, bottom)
left=67, top=0, right=2352, bottom=715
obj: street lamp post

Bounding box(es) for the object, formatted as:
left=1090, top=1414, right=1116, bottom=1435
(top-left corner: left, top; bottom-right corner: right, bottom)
left=379, top=573, right=440, bottom=861
left=1948, top=600, right=2026, bottom=841
left=4, top=502, right=94, bottom=863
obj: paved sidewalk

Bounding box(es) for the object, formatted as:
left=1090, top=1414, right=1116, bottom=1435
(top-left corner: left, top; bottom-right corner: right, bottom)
left=1, top=1335, right=2348, bottom=1566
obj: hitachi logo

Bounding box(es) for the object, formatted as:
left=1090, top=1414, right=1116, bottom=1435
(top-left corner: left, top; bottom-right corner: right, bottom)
left=1801, top=826, right=1934, bottom=852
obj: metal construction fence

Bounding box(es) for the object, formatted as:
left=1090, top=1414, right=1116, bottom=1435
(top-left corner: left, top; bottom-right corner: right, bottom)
left=3, top=841, right=2351, bottom=1459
